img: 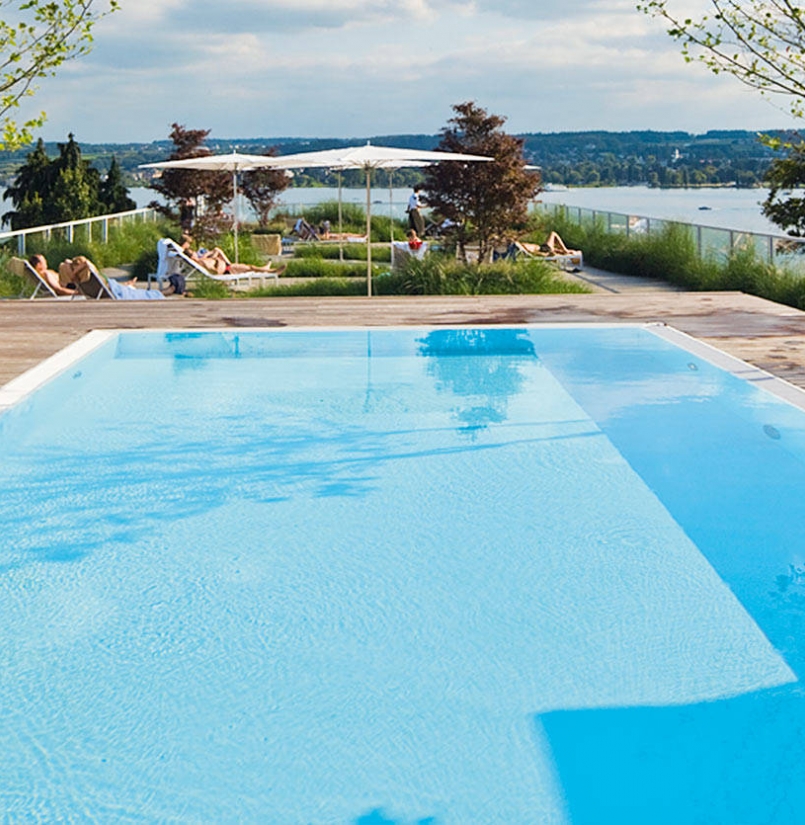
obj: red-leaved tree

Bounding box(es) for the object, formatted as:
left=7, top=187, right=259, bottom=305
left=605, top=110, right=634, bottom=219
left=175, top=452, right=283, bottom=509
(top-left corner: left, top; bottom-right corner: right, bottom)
left=424, top=102, right=540, bottom=263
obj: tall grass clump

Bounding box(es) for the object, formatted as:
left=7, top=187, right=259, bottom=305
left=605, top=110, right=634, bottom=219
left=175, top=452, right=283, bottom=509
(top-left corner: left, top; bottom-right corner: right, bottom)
left=298, top=200, right=366, bottom=229
left=284, top=258, right=382, bottom=279
left=19, top=219, right=173, bottom=272
left=0, top=250, right=24, bottom=297
left=247, top=277, right=368, bottom=297
left=293, top=243, right=392, bottom=263
left=191, top=276, right=232, bottom=299
left=529, top=210, right=805, bottom=308
left=375, top=255, right=590, bottom=296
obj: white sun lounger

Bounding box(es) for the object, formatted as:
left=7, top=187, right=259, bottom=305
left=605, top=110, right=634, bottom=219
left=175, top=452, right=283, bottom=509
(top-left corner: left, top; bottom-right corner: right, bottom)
left=391, top=241, right=429, bottom=273
left=152, top=238, right=279, bottom=289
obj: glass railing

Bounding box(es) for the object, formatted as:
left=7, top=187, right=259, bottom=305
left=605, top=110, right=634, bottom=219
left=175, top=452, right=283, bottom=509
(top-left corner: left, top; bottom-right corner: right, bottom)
left=0, top=208, right=158, bottom=256
left=536, top=203, right=805, bottom=269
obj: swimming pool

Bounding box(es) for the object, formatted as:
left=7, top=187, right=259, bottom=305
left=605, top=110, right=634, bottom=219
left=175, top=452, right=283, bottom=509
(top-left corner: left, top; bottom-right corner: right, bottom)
left=1, top=325, right=804, bottom=822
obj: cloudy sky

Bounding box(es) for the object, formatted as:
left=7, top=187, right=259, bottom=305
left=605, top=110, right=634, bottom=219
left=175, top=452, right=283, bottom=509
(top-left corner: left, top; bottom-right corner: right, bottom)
left=29, top=0, right=802, bottom=144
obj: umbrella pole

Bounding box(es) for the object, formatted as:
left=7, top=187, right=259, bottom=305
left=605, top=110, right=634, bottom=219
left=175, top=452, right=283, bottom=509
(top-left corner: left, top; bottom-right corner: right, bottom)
left=389, top=169, right=394, bottom=259
left=232, top=169, right=239, bottom=263
left=366, top=169, right=372, bottom=297
left=338, top=170, right=343, bottom=263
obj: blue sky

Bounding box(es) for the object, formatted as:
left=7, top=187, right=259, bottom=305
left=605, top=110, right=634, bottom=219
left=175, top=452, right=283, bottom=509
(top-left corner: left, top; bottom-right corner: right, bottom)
left=29, top=0, right=803, bottom=144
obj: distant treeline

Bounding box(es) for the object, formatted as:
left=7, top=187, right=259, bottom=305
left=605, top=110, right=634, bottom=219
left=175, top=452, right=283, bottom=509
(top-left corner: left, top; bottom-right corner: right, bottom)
left=0, top=129, right=790, bottom=189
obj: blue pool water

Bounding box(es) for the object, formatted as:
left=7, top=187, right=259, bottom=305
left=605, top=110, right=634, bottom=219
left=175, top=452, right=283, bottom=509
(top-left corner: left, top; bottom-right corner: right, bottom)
left=1, top=326, right=805, bottom=823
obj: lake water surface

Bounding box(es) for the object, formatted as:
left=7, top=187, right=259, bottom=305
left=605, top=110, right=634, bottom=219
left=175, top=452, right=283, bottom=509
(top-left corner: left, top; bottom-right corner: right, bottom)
left=132, top=185, right=788, bottom=235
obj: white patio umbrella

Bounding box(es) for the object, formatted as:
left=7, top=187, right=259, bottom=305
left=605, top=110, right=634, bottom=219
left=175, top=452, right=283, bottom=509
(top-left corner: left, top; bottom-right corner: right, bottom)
left=268, top=143, right=493, bottom=295
left=140, top=151, right=283, bottom=262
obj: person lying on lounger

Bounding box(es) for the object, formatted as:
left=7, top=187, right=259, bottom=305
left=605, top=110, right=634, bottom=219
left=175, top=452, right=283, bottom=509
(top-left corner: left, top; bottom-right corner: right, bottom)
left=28, top=254, right=77, bottom=296
left=519, top=231, right=578, bottom=257
left=180, top=235, right=286, bottom=277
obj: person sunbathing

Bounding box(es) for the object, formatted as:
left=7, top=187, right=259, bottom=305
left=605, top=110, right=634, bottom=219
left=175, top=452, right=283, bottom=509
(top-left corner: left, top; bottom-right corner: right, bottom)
left=519, top=231, right=578, bottom=257
left=29, top=254, right=77, bottom=296
left=180, top=235, right=286, bottom=277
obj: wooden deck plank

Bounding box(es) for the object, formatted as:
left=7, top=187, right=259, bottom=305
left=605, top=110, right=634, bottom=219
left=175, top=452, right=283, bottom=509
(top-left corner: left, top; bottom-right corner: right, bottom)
left=2, top=292, right=805, bottom=391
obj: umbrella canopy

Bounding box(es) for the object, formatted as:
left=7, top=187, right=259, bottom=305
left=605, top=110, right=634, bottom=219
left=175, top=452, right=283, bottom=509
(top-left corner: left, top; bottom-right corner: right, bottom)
left=268, top=143, right=493, bottom=295
left=140, top=151, right=285, bottom=261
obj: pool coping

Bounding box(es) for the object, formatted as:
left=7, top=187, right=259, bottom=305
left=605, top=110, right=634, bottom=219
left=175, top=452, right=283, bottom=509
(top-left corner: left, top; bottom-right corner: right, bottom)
left=0, top=330, right=116, bottom=411
left=2, top=322, right=805, bottom=414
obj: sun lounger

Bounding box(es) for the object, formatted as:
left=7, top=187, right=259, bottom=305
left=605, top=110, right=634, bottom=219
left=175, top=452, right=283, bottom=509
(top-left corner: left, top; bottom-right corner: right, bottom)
left=73, top=259, right=164, bottom=300
left=8, top=257, right=81, bottom=300
left=154, top=238, right=280, bottom=289
left=391, top=241, right=429, bottom=273
left=513, top=240, right=583, bottom=270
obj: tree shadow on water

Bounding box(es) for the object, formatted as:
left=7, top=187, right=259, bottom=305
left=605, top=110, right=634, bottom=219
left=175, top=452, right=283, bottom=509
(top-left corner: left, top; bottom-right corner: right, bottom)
left=417, top=328, right=537, bottom=434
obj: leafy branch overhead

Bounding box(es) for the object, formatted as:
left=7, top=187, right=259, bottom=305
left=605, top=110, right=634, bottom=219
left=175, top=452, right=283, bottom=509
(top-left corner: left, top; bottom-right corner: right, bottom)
left=0, top=0, right=118, bottom=148
left=638, top=0, right=805, bottom=118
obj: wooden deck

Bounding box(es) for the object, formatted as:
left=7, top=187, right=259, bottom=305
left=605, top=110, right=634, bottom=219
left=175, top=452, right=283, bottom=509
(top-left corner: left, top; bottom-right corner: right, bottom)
left=3, top=291, right=805, bottom=391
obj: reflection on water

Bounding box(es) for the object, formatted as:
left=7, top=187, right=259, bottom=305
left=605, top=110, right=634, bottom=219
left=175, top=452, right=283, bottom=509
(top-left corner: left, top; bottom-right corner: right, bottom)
left=417, top=328, right=536, bottom=433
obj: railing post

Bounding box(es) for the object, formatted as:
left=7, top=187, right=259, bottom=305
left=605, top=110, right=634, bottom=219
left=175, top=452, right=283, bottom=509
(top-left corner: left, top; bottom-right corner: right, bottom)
left=729, top=230, right=735, bottom=254
left=67, top=224, right=73, bottom=243
left=697, top=225, right=702, bottom=259
left=769, top=235, right=775, bottom=264
left=17, top=234, right=24, bottom=255
left=102, top=218, right=108, bottom=243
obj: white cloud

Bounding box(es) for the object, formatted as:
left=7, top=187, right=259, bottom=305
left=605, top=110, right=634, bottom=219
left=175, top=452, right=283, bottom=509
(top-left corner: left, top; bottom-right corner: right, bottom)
left=22, top=0, right=802, bottom=143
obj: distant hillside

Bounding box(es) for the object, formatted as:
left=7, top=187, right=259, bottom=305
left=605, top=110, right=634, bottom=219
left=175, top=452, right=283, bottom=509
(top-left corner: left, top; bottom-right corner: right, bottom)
left=0, top=129, right=790, bottom=189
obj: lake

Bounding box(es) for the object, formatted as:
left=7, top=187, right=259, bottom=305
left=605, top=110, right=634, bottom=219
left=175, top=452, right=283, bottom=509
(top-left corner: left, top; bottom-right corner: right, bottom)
left=131, top=185, right=789, bottom=236
left=539, top=185, right=784, bottom=235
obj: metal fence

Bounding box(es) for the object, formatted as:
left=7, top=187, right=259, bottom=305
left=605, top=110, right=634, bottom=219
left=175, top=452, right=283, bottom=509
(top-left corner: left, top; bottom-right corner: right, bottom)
left=536, top=202, right=805, bottom=269
left=0, top=207, right=159, bottom=256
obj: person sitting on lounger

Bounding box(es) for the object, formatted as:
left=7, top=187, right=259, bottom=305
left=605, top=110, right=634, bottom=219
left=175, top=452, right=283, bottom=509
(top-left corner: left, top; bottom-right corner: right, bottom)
left=61, top=255, right=165, bottom=300
left=180, top=235, right=286, bottom=277
left=406, top=229, right=424, bottom=251
left=59, top=256, right=139, bottom=290
left=291, top=217, right=319, bottom=242
left=29, top=254, right=77, bottom=296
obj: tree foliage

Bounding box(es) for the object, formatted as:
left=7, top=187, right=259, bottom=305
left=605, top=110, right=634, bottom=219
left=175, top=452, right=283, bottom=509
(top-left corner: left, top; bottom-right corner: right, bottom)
left=638, top=0, right=805, bottom=119
left=424, top=102, right=540, bottom=264
left=99, top=155, right=135, bottom=213
left=0, top=1, right=118, bottom=148
left=3, top=133, right=134, bottom=228
left=148, top=123, right=231, bottom=222
left=240, top=148, right=290, bottom=228
left=761, top=137, right=805, bottom=234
